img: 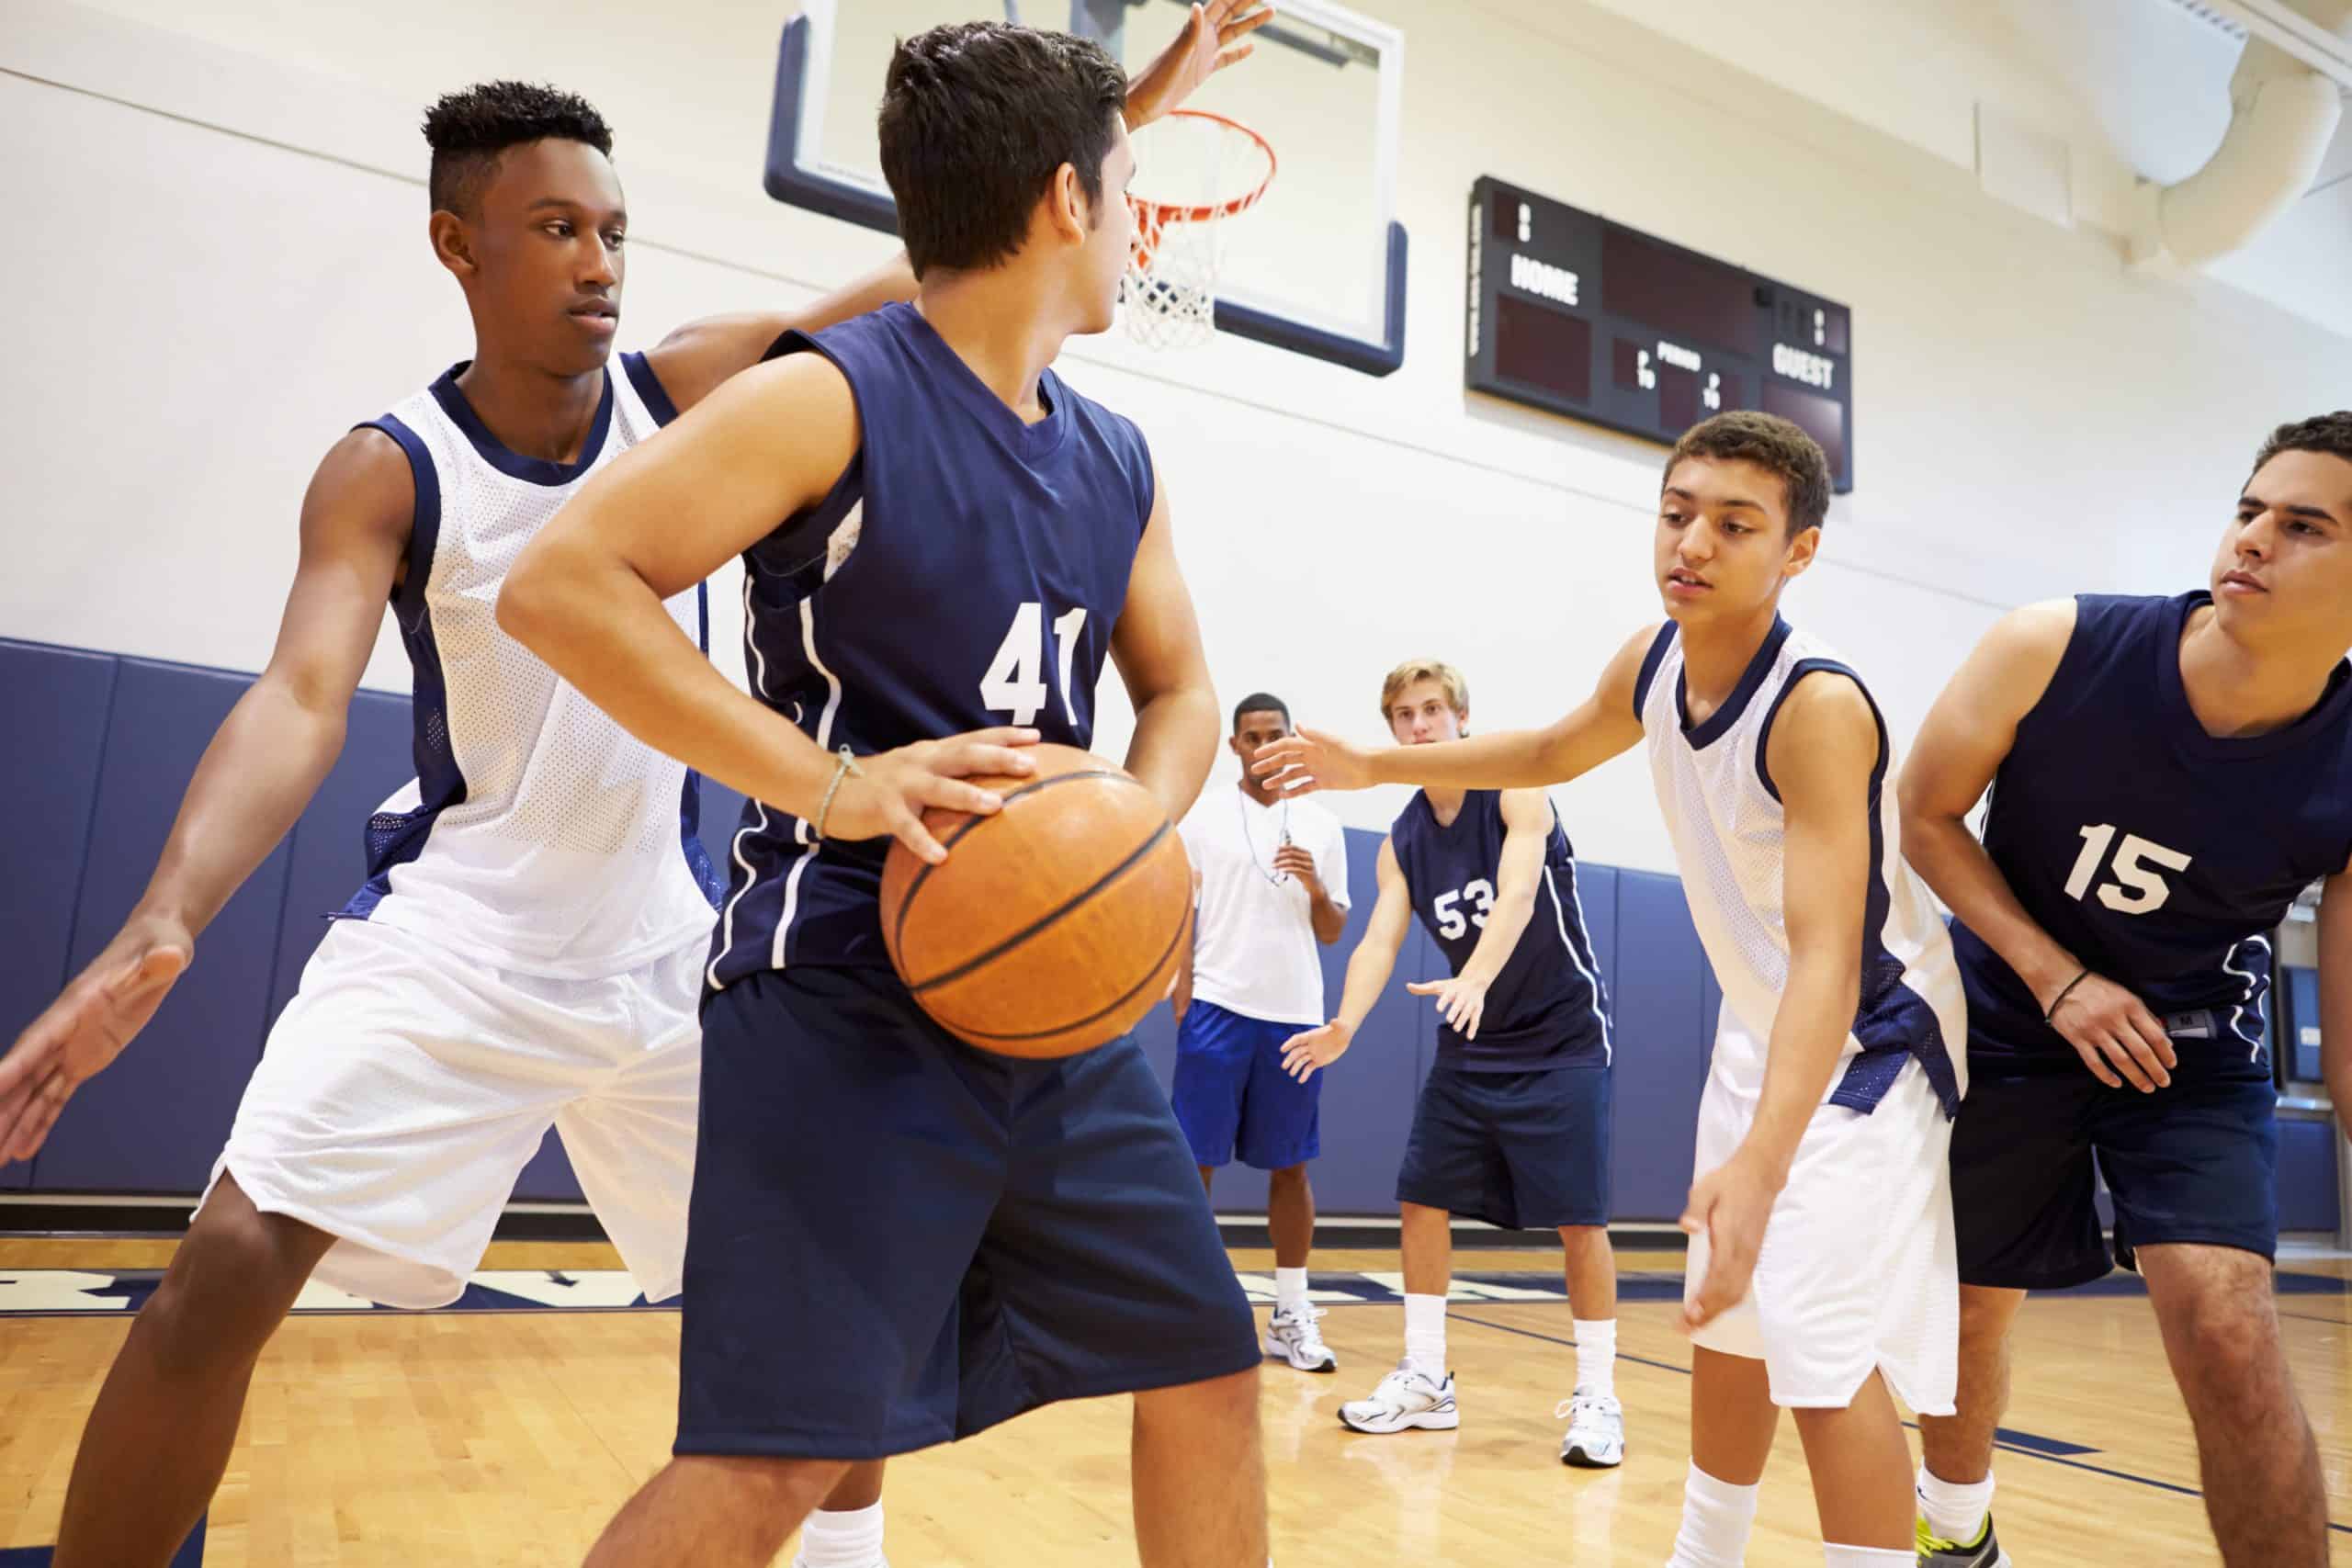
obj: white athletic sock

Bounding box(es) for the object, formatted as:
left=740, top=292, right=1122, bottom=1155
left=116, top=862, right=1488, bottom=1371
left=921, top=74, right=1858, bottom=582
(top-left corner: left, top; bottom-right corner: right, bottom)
left=797, top=1502, right=886, bottom=1568
left=1821, top=1547, right=1912, bottom=1566
left=1275, top=1267, right=1309, bottom=1314
left=1917, top=1463, right=1995, bottom=1544
left=1402, top=1292, right=1447, bottom=1378
left=1572, top=1318, right=1617, bottom=1398
left=1664, top=1461, right=1758, bottom=1568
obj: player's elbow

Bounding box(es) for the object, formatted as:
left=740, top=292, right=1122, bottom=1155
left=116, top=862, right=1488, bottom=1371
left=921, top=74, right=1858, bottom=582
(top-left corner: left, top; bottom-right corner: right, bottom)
left=493, top=538, right=573, bottom=657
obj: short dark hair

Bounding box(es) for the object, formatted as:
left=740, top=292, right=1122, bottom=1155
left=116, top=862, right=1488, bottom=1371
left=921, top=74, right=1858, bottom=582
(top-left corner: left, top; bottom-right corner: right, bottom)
left=878, top=22, right=1128, bottom=277
left=1664, top=412, right=1832, bottom=536
left=1232, top=693, right=1291, bottom=732
left=423, top=81, right=614, bottom=217
left=2250, top=411, right=2352, bottom=481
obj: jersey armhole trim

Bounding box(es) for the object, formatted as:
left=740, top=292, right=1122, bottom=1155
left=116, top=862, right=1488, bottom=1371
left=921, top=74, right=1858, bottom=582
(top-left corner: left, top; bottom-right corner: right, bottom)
left=752, top=331, right=865, bottom=571
left=1632, top=624, right=1677, bottom=717
left=356, top=414, right=439, bottom=621
left=1754, top=659, right=1889, bottom=806
left=621, top=350, right=682, bottom=427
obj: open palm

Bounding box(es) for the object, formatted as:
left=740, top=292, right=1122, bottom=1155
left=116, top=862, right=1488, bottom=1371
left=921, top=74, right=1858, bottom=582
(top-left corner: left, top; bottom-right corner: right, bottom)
left=0, top=925, right=190, bottom=1162
left=1125, top=2, right=1275, bottom=129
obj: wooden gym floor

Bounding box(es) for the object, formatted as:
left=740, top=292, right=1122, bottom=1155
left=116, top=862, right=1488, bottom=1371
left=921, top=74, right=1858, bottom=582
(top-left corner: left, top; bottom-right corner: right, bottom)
left=0, top=1238, right=2346, bottom=1565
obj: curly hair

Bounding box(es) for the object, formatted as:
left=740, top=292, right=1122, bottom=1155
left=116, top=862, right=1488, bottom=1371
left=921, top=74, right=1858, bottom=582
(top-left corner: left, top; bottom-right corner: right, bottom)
left=423, top=81, right=614, bottom=216
left=2250, top=411, right=2352, bottom=481
left=1664, top=411, right=1832, bottom=536
left=879, top=22, right=1129, bottom=276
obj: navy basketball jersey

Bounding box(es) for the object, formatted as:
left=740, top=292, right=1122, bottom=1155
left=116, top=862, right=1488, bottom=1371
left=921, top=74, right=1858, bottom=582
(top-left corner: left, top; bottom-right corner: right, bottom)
left=1387, top=790, right=1611, bottom=1068
left=1956, top=592, right=2352, bottom=1067
left=705, top=303, right=1156, bottom=988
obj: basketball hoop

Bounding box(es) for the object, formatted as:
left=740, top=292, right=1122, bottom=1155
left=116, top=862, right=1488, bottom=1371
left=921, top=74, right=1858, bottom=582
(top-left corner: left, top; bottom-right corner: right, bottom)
left=1124, top=109, right=1276, bottom=351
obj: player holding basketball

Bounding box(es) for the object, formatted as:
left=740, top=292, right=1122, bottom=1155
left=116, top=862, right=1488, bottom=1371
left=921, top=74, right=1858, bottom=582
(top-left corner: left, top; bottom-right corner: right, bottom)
left=1261, top=412, right=1964, bottom=1568
left=499, top=19, right=1266, bottom=1567
left=1172, top=691, right=1351, bottom=1374
left=1279, top=658, right=1623, bottom=1466
left=0, top=10, right=1265, bottom=1565
left=1903, top=412, right=2352, bottom=1568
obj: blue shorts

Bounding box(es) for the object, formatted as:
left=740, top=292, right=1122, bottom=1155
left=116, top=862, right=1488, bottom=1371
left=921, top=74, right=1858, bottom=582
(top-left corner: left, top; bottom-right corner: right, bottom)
left=676, top=966, right=1260, bottom=1460
left=1170, top=999, right=1321, bottom=1170
left=1394, top=1062, right=1612, bottom=1231
left=1951, top=1050, right=2280, bottom=1290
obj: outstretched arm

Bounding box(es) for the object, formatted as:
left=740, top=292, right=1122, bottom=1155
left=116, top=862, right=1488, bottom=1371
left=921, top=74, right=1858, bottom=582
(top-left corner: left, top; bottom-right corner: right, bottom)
left=1897, top=598, right=2174, bottom=1092
left=1254, top=625, right=1656, bottom=797
left=1408, top=787, right=1549, bottom=1041
left=1680, top=673, right=1876, bottom=1330
left=1280, top=839, right=1412, bottom=1080
left=0, top=429, right=410, bottom=1160
left=644, top=2, right=1276, bottom=412
left=497, top=355, right=1037, bottom=862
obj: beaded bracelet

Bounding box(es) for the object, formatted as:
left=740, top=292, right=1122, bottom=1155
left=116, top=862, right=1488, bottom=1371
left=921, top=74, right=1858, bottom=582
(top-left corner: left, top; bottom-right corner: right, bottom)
left=813, top=745, right=863, bottom=840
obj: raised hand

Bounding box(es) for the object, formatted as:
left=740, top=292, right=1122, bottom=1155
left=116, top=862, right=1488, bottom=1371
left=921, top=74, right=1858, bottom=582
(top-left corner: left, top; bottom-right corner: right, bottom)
left=819, top=728, right=1041, bottom=863
left=1252, top=726, right=1374, bottom=798
left=0, top=913, right=194, bottom=1162
left=1124, top=2, right=1276, bottom=130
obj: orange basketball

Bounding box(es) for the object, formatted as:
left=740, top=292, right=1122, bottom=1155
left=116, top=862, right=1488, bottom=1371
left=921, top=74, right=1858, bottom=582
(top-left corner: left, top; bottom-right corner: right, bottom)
left=879, top=744, right=1193, bottom=1058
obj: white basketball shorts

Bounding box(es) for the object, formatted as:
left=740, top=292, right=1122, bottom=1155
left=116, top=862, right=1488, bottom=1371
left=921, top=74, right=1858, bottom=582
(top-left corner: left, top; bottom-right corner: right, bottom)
left=200, top=917, right=702, bottom=1309
left=1684, top=1041, right=1959, bottom=1415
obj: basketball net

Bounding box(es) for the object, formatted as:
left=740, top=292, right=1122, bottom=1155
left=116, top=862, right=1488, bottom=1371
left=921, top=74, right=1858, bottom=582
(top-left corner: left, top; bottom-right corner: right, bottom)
left=1123, top=109, right=1276, bottom=351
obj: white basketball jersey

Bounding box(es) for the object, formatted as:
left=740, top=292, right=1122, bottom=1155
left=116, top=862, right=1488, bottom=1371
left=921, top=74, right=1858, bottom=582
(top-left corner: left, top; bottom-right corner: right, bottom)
left=1634, top=617, right=1966, bottom=1115
left=340, top=355, right=721, bottom=977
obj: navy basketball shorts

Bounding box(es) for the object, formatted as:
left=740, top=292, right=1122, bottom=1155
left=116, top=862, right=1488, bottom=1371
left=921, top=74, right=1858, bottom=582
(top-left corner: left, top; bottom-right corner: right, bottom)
left=1170, top=999, right=1322, bottom=1171
left=1950, top=1043, right=2280, bottom=1290
left=674, top=966, right=1261, bottom=1461
left=1394, top=1061, right=1612, bottom=1231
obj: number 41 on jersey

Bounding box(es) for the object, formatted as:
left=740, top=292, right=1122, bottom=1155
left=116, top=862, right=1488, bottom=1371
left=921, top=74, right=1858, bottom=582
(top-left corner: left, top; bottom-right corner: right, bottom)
left=980, top=602, right=1088, bottom=728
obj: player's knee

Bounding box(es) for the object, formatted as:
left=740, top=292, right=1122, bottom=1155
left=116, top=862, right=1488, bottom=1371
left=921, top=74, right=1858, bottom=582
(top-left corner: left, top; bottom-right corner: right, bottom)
left=1956, top=1287, right=2020, bottom=1348
left=2173, top=1293, right=2281, bottom=1403
left=1135, top=1365, right=1261, bottom=1432
left=144, top=1208, right=311, bottom=1363
left=1557, top=1224, right=1607, bottom=1257
left=1267, top=1163, right=1310, bottom=1191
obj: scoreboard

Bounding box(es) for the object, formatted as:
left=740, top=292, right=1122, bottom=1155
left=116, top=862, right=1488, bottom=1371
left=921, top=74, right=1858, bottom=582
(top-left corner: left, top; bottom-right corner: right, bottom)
left=1465, top=176, right=1855, bottom=493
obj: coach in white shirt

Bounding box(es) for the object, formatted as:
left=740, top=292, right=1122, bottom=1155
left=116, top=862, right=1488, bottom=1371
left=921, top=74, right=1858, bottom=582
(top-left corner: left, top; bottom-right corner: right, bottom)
left=1173, top=693, right=1351, bottom=1373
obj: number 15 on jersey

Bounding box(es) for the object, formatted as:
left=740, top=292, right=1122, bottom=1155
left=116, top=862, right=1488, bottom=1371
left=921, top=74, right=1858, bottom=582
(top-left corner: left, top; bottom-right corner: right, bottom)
left=980, top=602, right=1088, bottom=728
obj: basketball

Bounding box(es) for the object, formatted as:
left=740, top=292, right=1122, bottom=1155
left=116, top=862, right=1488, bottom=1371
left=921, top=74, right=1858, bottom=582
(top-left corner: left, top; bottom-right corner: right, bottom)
left=878, top=743, right=1193, bottom=1058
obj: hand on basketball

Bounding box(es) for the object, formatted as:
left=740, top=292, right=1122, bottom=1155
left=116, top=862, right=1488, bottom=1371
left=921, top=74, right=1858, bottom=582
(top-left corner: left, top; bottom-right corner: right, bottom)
left=1280, top=1019, right=1354, bottom=1082
left=1124, top=1, right=1275, bottom=130
left=1407, top=975, right=1490, bottom=1040
left=1270, top=843, right=1322, bottom=892
left=2044, top=970, right=2175, bottom=1093
left=1678, top=1149, right=1781, bottom=1332
left=1252, top=728, right=1373, bottom=797
left=823, top=728, right=1041, bottom=865
left=0, top=913, right=193, bottom=1163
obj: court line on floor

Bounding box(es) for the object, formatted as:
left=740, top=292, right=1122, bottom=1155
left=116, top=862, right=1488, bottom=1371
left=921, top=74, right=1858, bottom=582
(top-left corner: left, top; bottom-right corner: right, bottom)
left=1448, top=1311, right=2352, bottom=1536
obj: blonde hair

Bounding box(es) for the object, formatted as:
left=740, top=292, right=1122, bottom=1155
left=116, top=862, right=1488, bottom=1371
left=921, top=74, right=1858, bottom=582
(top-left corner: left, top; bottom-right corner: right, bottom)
left=1379, top=659, right=1469, bottom=723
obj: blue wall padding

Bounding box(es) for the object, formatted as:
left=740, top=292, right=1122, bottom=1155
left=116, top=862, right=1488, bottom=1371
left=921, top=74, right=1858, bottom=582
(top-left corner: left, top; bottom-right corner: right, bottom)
left=1, top=637, right=2336, bottom=1228
left=33, top=659, right=293, bottom=1192
left=0, top=640, right=119, bottom=1190
left=1607, top=870, right=1710, bottom=1220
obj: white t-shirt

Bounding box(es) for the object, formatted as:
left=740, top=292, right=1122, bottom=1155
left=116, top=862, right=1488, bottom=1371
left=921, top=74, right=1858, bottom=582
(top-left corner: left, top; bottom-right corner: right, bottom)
left=1179, top=786, right=1351, bottom=1027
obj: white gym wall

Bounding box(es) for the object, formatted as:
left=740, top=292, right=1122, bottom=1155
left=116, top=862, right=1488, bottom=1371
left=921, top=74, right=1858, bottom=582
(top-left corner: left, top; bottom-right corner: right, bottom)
left=5, top=0, right=2345, bottom=874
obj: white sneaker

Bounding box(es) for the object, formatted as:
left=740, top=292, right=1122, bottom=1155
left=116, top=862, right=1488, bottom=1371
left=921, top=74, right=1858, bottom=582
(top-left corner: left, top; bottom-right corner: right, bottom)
left=1338, top=1361, right=1458, bottom=1434
left=1555, top=1388, right=1624, bottom=1468
left=1264, top=1303, right=1338, bottom=1372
